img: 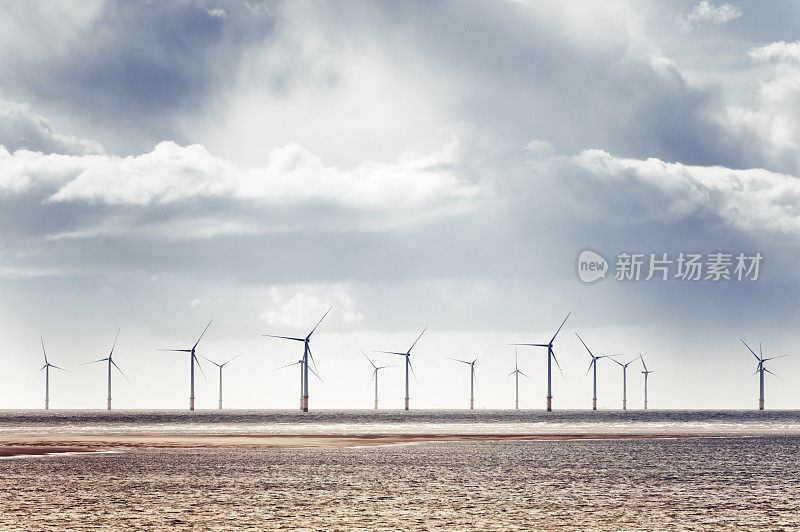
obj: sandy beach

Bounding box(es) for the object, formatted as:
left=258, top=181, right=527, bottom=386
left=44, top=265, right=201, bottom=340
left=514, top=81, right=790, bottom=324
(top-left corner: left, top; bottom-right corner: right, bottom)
left=0, top=432, right=708, bottom=457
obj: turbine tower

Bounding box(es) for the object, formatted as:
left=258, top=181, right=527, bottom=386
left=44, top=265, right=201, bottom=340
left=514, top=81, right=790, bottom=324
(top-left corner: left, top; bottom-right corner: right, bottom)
left=640, top=354, right=654, bottom=410
left=84, top=329, right=127, bottom=410
left=40, top=338, right=67, bottom=410
left=446, top=356, right=479, bottom=409
left=613, top=356, right=638, bottom=411
left=158, top=320, right=211, bottom=411
left=363, top=352, right=395, bottom=409
left=264, top=307, right=331, bottom=412
left=377, top=327, right=426, bottom=411
left=575, top=332, right=614, bottom=411
left=277, top=359, right=309, bottom=409
left=741, top=339, right=787, bottom=410
left=505, top=348, right=532, bottom=409
left=512, top=312, right=571, bottom=412
left=203, top=354, right=241, bottom=410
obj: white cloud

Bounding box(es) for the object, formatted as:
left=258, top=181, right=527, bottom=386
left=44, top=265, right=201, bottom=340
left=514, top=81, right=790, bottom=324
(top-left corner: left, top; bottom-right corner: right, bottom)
left=0, top=99, right=104, bottom=155
left=677, top=1, right=742, bottom=31
left=569, top=148, right=800, bottom=235
left=261, top=285, right=363, bottom=329
left=749, top=41, right=800, bottom=63
left=0, top=136, right=483, bottom=236
left=206, top=8, right=227, bottom=18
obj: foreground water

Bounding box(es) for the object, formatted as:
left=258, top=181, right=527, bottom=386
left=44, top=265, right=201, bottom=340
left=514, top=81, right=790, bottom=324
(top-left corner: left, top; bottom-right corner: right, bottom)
left=1, top=410, right=799, bottom=529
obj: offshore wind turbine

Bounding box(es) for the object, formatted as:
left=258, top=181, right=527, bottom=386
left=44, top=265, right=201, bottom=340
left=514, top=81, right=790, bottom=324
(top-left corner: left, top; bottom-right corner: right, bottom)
left=83, top=329, right=127, bottom=410
left=40, top=338, right=68, bottom=410
left=203, top=354, right=242, bottom=410
left=264, top=307, right=331, bottom=412
left=446, top=356, right=479, bottom=409
left=377, top=327, right=427, bottom=411
left=640, top=354, right=654, bottom=410
left=741, top=339, right=787, bottom=410
left=613, top=356, right=638, bottom=411
left=158, top=320, right=211, bottom=411
left=575, top=332, right=614, bottom=411
left=363, top=352, right=395, bottom=409
left=505, top=348, right=532, bottom=409
left=512, top=312, right=571, bottom=412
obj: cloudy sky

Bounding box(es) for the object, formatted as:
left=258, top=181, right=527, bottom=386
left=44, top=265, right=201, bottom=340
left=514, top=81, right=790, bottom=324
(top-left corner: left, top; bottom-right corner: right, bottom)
left=1, top=0, right=799, bottom=410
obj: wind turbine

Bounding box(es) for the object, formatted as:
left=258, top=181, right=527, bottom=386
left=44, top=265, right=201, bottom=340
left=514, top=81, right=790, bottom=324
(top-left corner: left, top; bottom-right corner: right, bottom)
left=264, top=307, right=331, bottom=412
left=376, top=327, right=427, bottom=411
left=446, top=356, right=479, bottom=409
left=363, top=352, right=395, bottom=409
left=505, top=348, right=532, bottom=409
left=741, top=339, right=787, bottom=410
left=203, top=354, right=242, bottom=410
left=84, top=329, right=127, bottom=410
left=158, top=320, right=211, bottom=411
left=511, top=312, right=571, bottom=412
left=613, top=355, right=638, bottom=411
left=640, top=354, right=654, bottom=410
left=575, top=332, right=614, bottom=411
left=40, top=338, right=68, bottom=410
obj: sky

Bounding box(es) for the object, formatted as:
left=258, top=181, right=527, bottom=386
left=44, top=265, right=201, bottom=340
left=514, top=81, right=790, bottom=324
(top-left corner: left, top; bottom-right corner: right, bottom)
left=1, top=0, right=800, bottom=410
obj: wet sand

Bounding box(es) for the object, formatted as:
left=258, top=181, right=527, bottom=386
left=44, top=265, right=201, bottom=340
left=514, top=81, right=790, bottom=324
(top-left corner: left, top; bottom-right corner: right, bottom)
left=0, top=432, right=708, bottom=456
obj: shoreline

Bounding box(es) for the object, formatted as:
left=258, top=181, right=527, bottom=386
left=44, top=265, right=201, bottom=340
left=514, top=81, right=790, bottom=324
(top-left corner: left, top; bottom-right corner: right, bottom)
left=0, top=432, right=724, bottom=456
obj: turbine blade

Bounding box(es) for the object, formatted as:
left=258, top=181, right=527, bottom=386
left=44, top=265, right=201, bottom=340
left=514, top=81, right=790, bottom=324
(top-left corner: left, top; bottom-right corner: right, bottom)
left=764, top=368, right=781, bottom=379
left=277, top=361, right=301, bottom=370
left=41, top=338, right=48, bottom=365
left=763, top=355, right=789, bottom=361
left=111, top=359, right=130, bottom=381
left=263, top=334, right=305, bottom=342
left=551, top=350, right=566, bottom=380
left=193, top=320, right=213, bottom=350
left=575, top=332, right=594, bottom=358
left=445, top=357, right=471, bottom=365
left=50, top=364, right=70, bottom=372
left=201, top=355, right=222, bottom=367
left=81, top=358, right=109, bottom=365
left=640, top=354, right=648, bottom=372
left=158, top=349, right=192, bottom=352
left=408, top=326, right=427, bottom=353
left=586, top=360, right=594, bottom=375
left=362, top=350, right=377, bottom=369
left=550, top=311, right=572, bottom=343
left=222, top=354, right=242, bottom=366
left=193, top=354, right=208, bottom=382
left=740, top=339, right=760, bottom=361
left=375, top=351, right=408, bottom=356
left=307, top=345, right=320, bottom=376
left=505, top=370, right=516, bottom=378
left=408, top=357, right=419, bottom=384
left=307, top=306, right=333, bottom=338
left=110, top=328, right=120, bottom=357
left=519, top=370, right=534, bottom=381
left=510, top=343, right=549, bottom=347
left=308, top=362, right=323, bottom=382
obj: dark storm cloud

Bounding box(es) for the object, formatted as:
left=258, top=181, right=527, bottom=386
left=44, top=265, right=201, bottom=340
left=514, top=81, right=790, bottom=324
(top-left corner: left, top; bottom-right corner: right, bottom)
left=0, top=0, right=275, bottom=154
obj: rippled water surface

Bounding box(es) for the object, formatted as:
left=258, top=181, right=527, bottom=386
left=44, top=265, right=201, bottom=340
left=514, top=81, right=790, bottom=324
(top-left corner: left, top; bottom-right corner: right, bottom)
left=2, top=411, right=800, bottom=529
left=3, top=409, right=800, bottom=435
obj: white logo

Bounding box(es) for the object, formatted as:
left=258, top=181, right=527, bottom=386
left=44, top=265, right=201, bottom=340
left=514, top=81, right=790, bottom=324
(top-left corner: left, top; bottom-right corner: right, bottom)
left=578, top=250, right=608, bottom=283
